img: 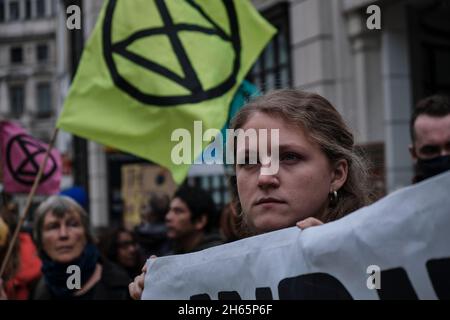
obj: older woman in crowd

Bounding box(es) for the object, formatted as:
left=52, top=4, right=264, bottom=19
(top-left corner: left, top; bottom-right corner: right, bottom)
left=32, top=195, right=130, bottom=300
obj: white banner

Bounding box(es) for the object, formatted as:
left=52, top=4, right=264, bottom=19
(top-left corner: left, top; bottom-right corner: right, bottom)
left=142, top=172, right=450, bottom=300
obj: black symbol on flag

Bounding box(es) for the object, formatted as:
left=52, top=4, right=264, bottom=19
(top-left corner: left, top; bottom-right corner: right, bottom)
left=103, top=0, right=241, bottom=106
left=6, top=134, right=58, bottom=186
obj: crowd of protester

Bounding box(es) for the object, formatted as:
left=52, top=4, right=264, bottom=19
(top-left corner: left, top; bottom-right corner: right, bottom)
left=1, top=90, right=449, bottom=300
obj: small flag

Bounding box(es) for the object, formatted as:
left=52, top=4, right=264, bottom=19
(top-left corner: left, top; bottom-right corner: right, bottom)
left=0, top=121, right=61, bottom=195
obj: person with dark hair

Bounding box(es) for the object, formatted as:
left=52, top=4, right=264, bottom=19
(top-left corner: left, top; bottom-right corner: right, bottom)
left=98, top=228, right=142, bottom=280
left=165, top=185, right=223, bottom=254
left=409, top=94, right=450, bottom=183
left=134, top=192, right=171, bottom=257
left=31, top=196, right=130, bottom=300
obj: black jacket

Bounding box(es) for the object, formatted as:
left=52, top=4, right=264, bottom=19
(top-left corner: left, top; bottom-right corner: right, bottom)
left=32, top=259, right=130, bottom=300
left=171, top=231, right=224, bottom=255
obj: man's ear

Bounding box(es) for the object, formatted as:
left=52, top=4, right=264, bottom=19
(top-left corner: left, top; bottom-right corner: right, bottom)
left=330, top=159, right=348, bottom=192
left=194, top=214, right=208, bottom=231
left=409, top=144, right=418, bottom=162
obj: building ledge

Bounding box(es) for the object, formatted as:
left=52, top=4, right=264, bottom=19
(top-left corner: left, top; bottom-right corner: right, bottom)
left=0, top=18, right=57, bottom=41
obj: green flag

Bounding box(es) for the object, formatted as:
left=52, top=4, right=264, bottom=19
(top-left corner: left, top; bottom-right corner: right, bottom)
left=58, top=0, right=276, bottom=184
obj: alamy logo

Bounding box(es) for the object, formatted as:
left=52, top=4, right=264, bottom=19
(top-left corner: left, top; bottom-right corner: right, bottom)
left=66, top=265, right=81, bottom=290
left=66, top=5, right=81, bottom=30
left=171, top=121, right=280, bottom=175
left=366, top=265, right=381, bottom=290
left=366, top=5, right=381, bottom=30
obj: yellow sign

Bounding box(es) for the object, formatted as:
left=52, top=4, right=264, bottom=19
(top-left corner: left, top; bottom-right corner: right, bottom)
left=121, top=164, right=176, bottom=228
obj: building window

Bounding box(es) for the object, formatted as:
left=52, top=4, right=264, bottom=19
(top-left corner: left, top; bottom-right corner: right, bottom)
left=37, top=43, right=48, bottom=62
left=36, top=0, right=45, bottom=17
left=9, top=1, right=20, bottom=21
left=0, top=0, right=5, bottom=22
left=25, top=0, right=32, bottom=19
left=247, top=2, right=292, bottom=93
left=10, top=46, right=23, bottom=63
left=37, top=83, right=52, bottom=117
left=9, top=85, right=25, bottom=118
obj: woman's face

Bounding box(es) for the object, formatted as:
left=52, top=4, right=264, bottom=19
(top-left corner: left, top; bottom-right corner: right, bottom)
left=41, top=210, right=87, bottom=263
left=236, top=112, right=336, bottom=234
left=116, top=231, right=138, bottom=268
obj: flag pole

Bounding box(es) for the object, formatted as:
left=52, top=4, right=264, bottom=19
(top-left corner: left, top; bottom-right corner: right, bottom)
left=0, top=127, right=60, bottom=280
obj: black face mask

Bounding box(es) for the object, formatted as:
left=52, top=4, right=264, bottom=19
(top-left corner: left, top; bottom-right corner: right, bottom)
left=413, top=155, right=450, bottom=183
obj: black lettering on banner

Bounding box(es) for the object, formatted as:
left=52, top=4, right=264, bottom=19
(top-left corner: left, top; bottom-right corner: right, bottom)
left=190, top=273, right=352, bottom=300
left=426, top=257, right=450, bottom=300
left=191, top=291, right=244, bottom=300
left=218, top=291, right=242, bottom=300
left=188, top=258, right=450, bottom=300
left=376, top=268, right=418, bottom=300
left=255, top=287, right=273, bottom=300
left=190, top=290, right=272, bottom=300
left=278, top=272, right=353, bottom=300
left=190, top=293, right=211, bottom=300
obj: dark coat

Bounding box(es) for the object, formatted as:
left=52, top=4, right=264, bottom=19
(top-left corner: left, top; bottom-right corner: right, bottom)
left=171, top=231, right=224, bottom=255
left=31, top=259, right=130, bottom=300
left=192, top=232, right=224, bottom=252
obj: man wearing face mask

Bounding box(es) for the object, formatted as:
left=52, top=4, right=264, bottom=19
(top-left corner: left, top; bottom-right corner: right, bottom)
left=409, top=94, right=450, bottom=183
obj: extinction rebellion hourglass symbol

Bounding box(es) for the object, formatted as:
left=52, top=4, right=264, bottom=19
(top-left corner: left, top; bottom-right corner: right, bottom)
left=102, top=0, right=242, bottom=106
